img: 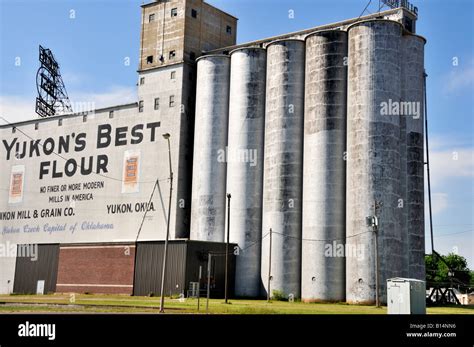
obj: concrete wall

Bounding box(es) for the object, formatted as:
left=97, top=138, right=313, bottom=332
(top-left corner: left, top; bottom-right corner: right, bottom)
left=261, top=40, right=305, bottom=299
left=402, top=34, right=426, bottom=280
left=184, top=0, right=237, bottom=59
left=302, top=31, right=348, bottom=302
left=346, top=20, right=403, bottom=304
left=190, top=55, right=230, bottom=242
left=0, top=256, right=16, bottom=294
left=140, top=0, right=186, bottom=71
left=138, top=0, right=238, bottom=239
left=227, top=48, right=266, bottom=297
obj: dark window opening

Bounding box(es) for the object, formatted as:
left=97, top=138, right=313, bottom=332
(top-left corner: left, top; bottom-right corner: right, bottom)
left=169, top=50, right=176, bottom=59
left=191, top=9, right=198, bottom=18
left=146, top=55, right=153, bottom=64
left=109, top=111, right=114, bottom=119
left=139, top=100, right=144, bottom=113
left=154, top=98, right=160, bottom=110
left=140, top=77, right=145, bottom=85
left=404, top=18, right=413, bottom=32
left=226, top=25, right=232, bottom=34
left=169, top=95, right=175, bottom=108
left=58, top=119, right=63, bottom=126
left=171, top=8, right=178, bottom=17
left=149, top=13, right=155, bottom=22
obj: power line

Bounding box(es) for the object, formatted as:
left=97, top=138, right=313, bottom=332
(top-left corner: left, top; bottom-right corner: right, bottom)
left=209, top=231, right=270, bottom=257
left=435, top=229, right=474, bottom=237
left=271, top=230, right=373, bottom=242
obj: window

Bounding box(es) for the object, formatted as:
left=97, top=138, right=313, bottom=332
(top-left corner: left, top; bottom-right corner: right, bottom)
left=139, top=100, right=144, bottom=113
left=109, top=111, right=114, bottom=119
left=149, top=13, right=155, bottom=22
left=140, top=77, right=145, bottom=85
left=58, top=119, right=63, bottom=126
left=190, top=52, right=196, bottom=61
left=226, top=25, right=232, bottom=34
left=154, top=98, right=160, bottom=110
left=83, top=115, right=87, bottom=123
left=171, top=71, right=176, bottom=80
left=191, top=9, right=198, bottom=18
left=146, top=55, right=153, bottom=64
left=171, top=8, right=178, bottom=17
left=169, top=50, right=176, bottom=59
left=35, top=123, right=39, bottom=130
left=169, top=95, right=175, bottom=107
left=12, top=127, right=16, bottom=134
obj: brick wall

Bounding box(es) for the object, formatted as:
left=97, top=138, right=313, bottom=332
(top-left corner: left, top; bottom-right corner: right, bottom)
left=56, top=244, right=135, bottom=295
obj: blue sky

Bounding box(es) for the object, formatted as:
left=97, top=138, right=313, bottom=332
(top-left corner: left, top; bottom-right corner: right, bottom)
left=0, top=0, right=473, bottom=266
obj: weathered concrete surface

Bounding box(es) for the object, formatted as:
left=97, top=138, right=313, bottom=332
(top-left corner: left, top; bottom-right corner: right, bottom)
left=190, top=55, right=230, bottom=242
left=227, top=48, right=267, bottom=297
left=302, top=31, right=348, bottom=302
left=261, top=40, right=305, bottom=299
left=346, top=20, right=403, bottom=304
left=402, top=34, right=426, bottom=281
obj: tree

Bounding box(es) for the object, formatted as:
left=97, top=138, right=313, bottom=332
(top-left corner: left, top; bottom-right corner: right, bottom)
left=425, top=253, right=471, bottom=286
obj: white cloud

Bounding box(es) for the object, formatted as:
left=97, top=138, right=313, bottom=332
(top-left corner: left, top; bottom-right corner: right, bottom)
left=429, top=148, right=474, bottom=186
left=444, top=60, right=474, bottom=93
left=0, top=86, right=137, bottom=125
left=69, top=86, right=137, bottom=111
left=0, top=95, right=36, bottom=124
left=431, top=192, right=449, bottom=214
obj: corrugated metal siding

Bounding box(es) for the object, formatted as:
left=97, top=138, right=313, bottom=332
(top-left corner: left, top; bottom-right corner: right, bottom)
left=13, top=244, right=59, bottom=294
left=133, top=242, right=187, bottom=297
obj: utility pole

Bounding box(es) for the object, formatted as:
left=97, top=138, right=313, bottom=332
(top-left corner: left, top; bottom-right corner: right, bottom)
left=224, top=193, right=231, bottom=304
left=423, top=71, right=435, bottom=254
left=206, top=253, right=212, bottom=314
left=267, top=228, right=273, bottom=302
left=373, top=201, right=382, bottom=308
left=197, top=265, right=202, bottom=311
left=159, top=133, right=173, bottom=313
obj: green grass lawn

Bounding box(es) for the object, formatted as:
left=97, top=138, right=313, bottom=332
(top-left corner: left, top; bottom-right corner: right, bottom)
left=0, top=294, right=472, bottom=314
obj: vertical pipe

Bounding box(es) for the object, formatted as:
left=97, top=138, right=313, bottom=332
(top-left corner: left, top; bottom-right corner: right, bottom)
left=224, top=193, right=231, bottom=303
left=302, top=30, right=348, bottom=302
left=261, top=39, right=305, bottom=299
left=267, top=228, right=272, bottom=302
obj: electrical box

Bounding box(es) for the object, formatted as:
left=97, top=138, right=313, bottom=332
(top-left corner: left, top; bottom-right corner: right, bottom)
left=387, top=278, right=426, bottom=314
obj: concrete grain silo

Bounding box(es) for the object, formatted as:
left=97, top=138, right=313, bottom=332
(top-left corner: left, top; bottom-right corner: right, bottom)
left=302, top=30, right=348, bottom=302
left=346, top=20, right=403, bottom=304
left=226, top=47, right=267, bottom=297
left=402, top=34, right=426, bottom=281
left=190, top=55, right=231, bottom=242
left=261, top=39, right=305, bottom=299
